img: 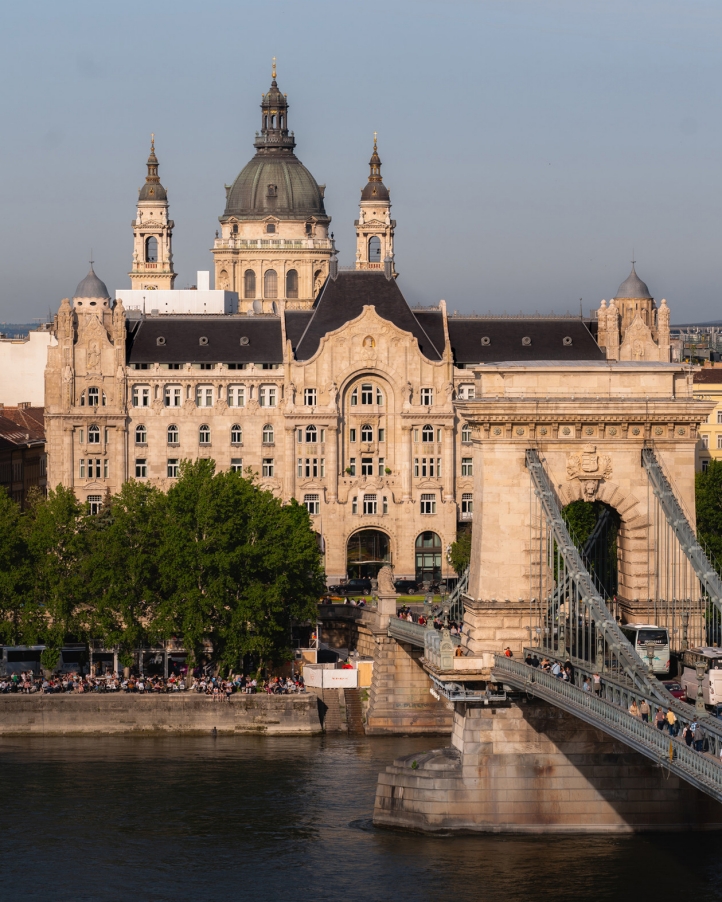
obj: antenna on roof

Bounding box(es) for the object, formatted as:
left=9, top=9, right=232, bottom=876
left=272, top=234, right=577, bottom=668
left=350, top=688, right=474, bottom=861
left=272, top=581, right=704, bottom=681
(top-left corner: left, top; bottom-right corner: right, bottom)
left=579, top=298, right=583, bottom=319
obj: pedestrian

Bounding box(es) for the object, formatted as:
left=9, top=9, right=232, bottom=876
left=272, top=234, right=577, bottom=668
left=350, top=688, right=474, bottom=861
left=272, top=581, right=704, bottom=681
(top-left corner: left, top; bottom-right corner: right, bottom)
left=639, top=699, right=650, bottom=723
left=654, top=708, right=666, bottom=731
left=582, top=678, right=591, bottom=693
left=504, top=647, right=513, bottom=658
left=684, top=724, right=693, bottom=747
left=695, top=723, right=706, bottom=753
left=592, top=673, right=602, bottom=695
left=629, top=700, right=641, bottom=719
left=531, top=655, right=540, bottom=668
left=666, top=709, right=677, bottom=736
left=551, top=661, right=562, bottom=678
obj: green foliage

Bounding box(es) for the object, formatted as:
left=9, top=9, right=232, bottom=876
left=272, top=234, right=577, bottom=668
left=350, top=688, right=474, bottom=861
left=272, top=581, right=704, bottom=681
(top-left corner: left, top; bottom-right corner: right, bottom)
left=561, top=500, right=599, bottom=547
left=0, top=490, right=30, bottom=645
left=449, top=528, right=471, bottom=574
left=696, top=460, right=722, bottom=562
left=40, top=646, right=60, bottom=671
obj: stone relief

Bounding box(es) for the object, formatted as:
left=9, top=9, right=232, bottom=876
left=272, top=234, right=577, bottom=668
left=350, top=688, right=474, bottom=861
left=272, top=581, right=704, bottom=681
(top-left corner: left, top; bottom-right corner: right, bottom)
left=566, top=443, right=612, bottom=501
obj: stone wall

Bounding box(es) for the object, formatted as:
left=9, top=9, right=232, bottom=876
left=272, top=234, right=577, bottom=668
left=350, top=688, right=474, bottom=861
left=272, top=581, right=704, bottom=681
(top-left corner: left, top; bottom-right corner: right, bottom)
left=374, top=698, right=722, bottom=832
left=0, top=693, right=321, bottom=735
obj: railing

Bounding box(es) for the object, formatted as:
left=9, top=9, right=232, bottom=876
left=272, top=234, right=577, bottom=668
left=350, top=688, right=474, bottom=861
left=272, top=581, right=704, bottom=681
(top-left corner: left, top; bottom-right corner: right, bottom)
left=213, top=238, right=332, bottom=250
left=423, top=625, right=462, bottom=670
left=493, top=655, right=722, bottom=805
left=448, top=567, right=470, bottom=623
left=387, top=618, right=427, bottom=647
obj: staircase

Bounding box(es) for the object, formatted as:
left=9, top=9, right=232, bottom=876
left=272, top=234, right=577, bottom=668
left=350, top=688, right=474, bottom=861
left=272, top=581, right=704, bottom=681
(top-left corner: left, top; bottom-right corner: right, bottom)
left=318, top=688, right=345, bottom=732
left=344, top=688, right=365, bottom=735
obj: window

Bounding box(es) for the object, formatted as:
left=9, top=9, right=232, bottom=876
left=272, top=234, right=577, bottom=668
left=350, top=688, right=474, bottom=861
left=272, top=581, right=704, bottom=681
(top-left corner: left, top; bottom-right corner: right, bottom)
left=79, top=459, right=86, bottom=478
left=351, top=388, right=358, bottom=406
left=461, top=493, right=473, bottom=518
left=703, top=460, right=710, bottom=473
left=105, top=427, right=110, bottom=444
left=164, top=385, right=182, bottom=407
left=304, top=388, right=317, bottom=406
left=413, top=429, right=419, bottom=443
left=228, top=385, right=245, bottom=407
left=135, top=425, right=147, bottom=445
left=297, top=428, right=303, bottom=444
left=264, top=269, right=278, bottom=298
left=349, top=428, right=357, bottom=443
left=363, top=494, right=377, bottom=515
left=297, top=458, right=303, bottom=478
left=304, top=494, right=320, bottom=515
left=348, top=458, right=356, bottom=476
left=266, top=222, right=276, bottom=232
left=135, top=459, right=147, bottom=478
left=167, top=459, right=179, bottom=478
left=378, top=428, right=385, bottom=443
left=459, top=384, right=475, bottom=399
left=230, top=459, right=243, bottom=473
left=414, top=458, right=438, bottom=478
left=262, top=424, right=274, bottom=444
left=244, top=270, right=256, bottom=298
left=461, top=457, right=473, bottom=477
left=164, top=363, right=182, bottom=370
left=717, top=435, right=722, bottom=450
left=422, top=424, right=434, bottom=443
left=361, top=383, right=373, bottom=405
left=461, top=424, right=472, bottom=443
left=87, top=495, right=103, bottom=515
left=378, top=458, right=385, bottom=476
left=133, top=385, right=150, bottom=407
left=421, top=388, right=433, bottom=406
left=198, top=363, right=215, bottom=371
left=226, top=363, right=247, bottom=371
left=199, top=425, right=211, bottom=445
left=361, top=458, right=373, bottom=476
left=262, top=458, right=274, bottom=478
left=382, top=496, right=388, bottom=515
left=369, top=236, right=381, bottom=262
left=196, top=385, right=214, bottom=407
left=420, top=493, right=436, bottom=515
left=145, top=236, right=158, bottom=263
left=104, top=459, right=109, bottom=480
left=717, top=411, right=722, bottom=424
left=167, top=424, right=179, bottom=445
left=88, top=425, right=100, bottom=444
left=702, top=434, right=709, bottom=449
left=286, top=269, right=299, bottom=299
left=377, top=387, right=383, bottom=405
left=437, top=429, right=443, bottom=443
left=87, top=386, right=100, bottom=407
left=320, top=429, right=326, bottom=443
left=304, top=425, right=316, bottom=443
left=78, top=428, right=84, bottom=444
left=231, top=424, right=243, bottom=444
left=300, top=458, right=321, bottom=478
left=259, top=385, right=277, bottom=407
left=352, top=497, right=358, bottom=515
left=361, top=424, right=373, bottom=442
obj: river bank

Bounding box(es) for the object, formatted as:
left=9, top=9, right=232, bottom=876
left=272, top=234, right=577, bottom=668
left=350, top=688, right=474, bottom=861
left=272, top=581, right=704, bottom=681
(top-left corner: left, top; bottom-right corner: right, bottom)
left=0, top=692, right=321, bottom=734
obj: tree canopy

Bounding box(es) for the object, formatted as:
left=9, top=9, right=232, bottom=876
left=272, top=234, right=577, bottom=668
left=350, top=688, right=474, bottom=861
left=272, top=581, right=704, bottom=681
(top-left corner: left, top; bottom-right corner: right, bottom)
left=696, top=459, right=722, bottom=563
left=0, top=465, right=323, bottom=671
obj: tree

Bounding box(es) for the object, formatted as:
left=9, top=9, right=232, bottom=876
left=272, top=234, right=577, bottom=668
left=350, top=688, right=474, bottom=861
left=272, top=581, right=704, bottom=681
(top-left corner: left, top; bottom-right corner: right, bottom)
left=449, top=527, right=471, bottom=574
left=696, top=460, right=722, bottom=562
left=85, top=480, right=166, bottom=656
left=0, top=490, right=31, bottom=645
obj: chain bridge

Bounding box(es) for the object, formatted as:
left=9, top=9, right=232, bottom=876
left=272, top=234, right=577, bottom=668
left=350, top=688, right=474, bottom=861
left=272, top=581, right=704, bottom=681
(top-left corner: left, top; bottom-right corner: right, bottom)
left=372, top=360, right=722, bottom=833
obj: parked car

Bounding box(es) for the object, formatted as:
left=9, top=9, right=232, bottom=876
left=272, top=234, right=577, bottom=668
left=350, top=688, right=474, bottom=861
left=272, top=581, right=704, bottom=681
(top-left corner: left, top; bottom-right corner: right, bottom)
left=394, top=579, right=421, bottom=595
left=662, top=680, right=686, bottom=700
left=326, top=578, right=373, bottom=595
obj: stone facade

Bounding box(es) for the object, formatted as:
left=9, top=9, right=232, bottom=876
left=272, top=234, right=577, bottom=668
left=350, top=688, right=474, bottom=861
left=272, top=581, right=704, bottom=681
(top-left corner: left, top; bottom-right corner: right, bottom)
left=129, top=137, right=176, bottom=291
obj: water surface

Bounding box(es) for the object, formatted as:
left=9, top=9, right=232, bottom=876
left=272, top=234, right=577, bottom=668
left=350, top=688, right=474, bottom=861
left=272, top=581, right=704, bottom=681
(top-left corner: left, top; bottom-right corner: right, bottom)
left=1, top=734, right=721, bottom=902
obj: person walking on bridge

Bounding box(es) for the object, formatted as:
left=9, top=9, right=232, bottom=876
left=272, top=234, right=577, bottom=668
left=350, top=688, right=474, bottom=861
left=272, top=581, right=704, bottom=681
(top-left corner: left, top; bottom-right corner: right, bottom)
left=629, top=700, right=641, bottom=719
left=666, top=709, right=677, bottom=737
left=654, top=708, right=666, bottom=731
left=639, top=699, right=650, bottom=723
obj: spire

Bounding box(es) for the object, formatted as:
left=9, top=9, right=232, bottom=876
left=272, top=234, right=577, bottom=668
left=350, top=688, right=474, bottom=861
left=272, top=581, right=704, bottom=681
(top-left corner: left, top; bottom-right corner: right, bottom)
left=360, top=133, right=390, bottom=202
left=139, top=133, right=167, bottom=201
left=256, top=58, right=295, bottom=154
left=368, top=132, right=382, bottom=182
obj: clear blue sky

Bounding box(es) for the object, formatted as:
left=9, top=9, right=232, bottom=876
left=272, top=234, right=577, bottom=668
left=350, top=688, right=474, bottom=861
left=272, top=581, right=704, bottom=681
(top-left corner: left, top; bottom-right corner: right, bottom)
left=1, top=0, right=720, bottom=322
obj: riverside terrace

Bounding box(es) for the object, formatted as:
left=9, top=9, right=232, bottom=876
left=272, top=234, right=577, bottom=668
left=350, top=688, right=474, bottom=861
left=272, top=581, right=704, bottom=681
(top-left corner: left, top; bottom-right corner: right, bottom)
left=0, top=672, right=307, bottom=695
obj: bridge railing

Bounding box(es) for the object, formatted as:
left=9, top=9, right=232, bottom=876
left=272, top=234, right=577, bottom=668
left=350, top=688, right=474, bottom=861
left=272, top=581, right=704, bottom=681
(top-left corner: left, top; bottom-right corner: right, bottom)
left=493, top=655, right=722, bottom=805
left=448, top=567, right=469, bottom=623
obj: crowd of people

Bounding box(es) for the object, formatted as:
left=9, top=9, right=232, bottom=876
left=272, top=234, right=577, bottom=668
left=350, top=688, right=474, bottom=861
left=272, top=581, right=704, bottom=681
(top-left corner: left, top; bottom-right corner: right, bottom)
left=397, top=605, right=462, bottom=635
left=0, top=670, right=305, bottom=696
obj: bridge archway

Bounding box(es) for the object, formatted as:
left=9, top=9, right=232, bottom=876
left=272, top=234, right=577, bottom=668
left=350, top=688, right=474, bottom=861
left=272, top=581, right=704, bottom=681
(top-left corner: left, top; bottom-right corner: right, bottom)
left=347, top=528, right=391, bottom=579
left=562, top=500, right=620, bottom=602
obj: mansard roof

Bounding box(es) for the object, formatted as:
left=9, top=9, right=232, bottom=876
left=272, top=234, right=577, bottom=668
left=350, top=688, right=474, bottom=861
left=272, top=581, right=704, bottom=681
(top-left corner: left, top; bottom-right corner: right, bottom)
left=284, top=310, right=313, bottom=351
left=126, top=316, right=284, bottom=364
left=293, top=272, right=443, bottom=361
left=447, top=317, right=604, bottom=365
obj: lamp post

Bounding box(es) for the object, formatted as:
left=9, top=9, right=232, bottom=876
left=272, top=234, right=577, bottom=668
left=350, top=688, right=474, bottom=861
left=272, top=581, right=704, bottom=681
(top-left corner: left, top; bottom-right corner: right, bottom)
left=645, top=641, right=656, bottom=674
left=695, top=661, right=707, bottom=714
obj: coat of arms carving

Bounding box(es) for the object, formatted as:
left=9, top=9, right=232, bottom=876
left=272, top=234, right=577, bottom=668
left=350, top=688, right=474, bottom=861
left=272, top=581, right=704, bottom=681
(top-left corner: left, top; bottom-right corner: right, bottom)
left=566, top=444, right=612, bottom=500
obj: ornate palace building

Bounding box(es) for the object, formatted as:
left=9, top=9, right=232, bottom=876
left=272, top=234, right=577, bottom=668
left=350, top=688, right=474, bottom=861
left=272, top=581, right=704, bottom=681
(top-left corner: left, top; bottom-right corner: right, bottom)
left=44, top=67, right=672, bottom=584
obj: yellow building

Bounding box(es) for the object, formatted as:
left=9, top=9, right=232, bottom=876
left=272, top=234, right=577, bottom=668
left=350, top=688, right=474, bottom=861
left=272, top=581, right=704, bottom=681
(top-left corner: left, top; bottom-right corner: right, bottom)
left=694, top=367, right=722, bottom=471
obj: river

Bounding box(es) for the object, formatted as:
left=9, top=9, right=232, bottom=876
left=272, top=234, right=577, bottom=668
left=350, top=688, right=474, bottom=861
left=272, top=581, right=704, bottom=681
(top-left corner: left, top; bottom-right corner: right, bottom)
left=1, top=733, right=721, bottom=901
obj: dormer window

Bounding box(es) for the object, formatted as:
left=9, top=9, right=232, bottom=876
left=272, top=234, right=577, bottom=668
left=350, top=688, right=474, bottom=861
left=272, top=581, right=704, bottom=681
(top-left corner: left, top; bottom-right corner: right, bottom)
left=266, top=223, right=276, bottom=234
left=267, top=185, right=278, bottom=198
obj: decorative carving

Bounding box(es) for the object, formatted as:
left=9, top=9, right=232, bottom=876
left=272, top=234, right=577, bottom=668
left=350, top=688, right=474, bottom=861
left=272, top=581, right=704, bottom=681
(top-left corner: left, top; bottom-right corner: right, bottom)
left=566, top=444, right=612, bottom=501
left=377, top=565, right=396, bottom=596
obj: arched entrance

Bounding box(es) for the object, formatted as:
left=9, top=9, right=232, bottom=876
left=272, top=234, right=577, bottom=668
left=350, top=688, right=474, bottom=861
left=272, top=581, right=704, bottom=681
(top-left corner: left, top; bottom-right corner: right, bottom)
left=347, top=529, right=391, bottom=579
left=415, top=532, right=442, bottom=584
left=562, top=500, right=620, bottom=601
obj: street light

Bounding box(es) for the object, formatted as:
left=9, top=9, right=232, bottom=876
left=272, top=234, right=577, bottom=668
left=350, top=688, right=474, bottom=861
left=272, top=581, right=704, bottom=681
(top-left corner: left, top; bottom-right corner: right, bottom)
left=645, top=641, right=656, bottom=674
left=695, top=661, right=707, bottom=714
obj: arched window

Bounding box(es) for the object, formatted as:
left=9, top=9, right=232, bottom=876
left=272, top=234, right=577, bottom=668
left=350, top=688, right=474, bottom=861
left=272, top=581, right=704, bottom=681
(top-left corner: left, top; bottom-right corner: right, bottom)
left=286, top=269, right=298, bottom=299
left=264, top=269, right=278, bottom=298
left=199, top=425, right=211, bottom=445
left=422, top=425, right=434, bottom=443
left=305, top=425, right=317, bottom=443
left=262, top=424, right=274, bottom=444
left=361, top=424, right=373, bottom=443
left=231, top=424, right=243, bottom=445
left=461, top=424, right=472, bottom=443
left=88, top=425, right=100, bottom=444
left=135, top=425, right=147, bottom=445
left=369, top=236, right=381, bottom=262
left=415, top=531, right=442, bottom=583
left=145, top=236, right=158, bottom=263
left=244, top=270, right=256, bottom=299
left=167, top=424, right=179, bottom=445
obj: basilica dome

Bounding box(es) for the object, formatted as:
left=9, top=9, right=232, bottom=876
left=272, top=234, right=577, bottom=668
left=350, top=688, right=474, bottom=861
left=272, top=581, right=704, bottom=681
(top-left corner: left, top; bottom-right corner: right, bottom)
left=223, top=155, right=327, bottom=220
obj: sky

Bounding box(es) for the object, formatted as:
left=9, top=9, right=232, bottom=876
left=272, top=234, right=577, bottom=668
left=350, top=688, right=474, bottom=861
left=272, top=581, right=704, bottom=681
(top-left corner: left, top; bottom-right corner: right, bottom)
left=0, top=0, right=721, bottom=323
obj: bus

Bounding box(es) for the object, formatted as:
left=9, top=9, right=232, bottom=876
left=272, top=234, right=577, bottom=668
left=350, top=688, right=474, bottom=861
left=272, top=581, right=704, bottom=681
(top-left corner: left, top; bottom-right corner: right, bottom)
left=680, top=647, right=722, bottom=707
left=0, top=645, right=89, bottom=677
left=619, top=624, right=671, bottom=676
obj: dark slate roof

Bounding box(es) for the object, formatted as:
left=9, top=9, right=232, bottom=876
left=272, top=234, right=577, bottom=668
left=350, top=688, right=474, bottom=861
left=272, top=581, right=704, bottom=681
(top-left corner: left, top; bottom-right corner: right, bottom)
left=447, top=318, right=604, bottom=364
left=74, top=266, right=110, bottom=299
left=412, top=309, right=446, bottom=356
left=284, top=310, right=313, bottom=350
left=693, top=369, right=722, bottom=384
left=294, top=272, right=442, bottom=361
left=615, top=264, right=652, bottom=299
left=126, top=316, right=284, bottom=364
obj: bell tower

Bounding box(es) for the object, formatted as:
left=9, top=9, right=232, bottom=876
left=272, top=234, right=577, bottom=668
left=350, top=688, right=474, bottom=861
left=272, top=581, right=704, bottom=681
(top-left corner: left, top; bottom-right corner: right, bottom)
left=355, top=134, right=395, bottom=273
left=129, top=135, right=176, bottom=290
